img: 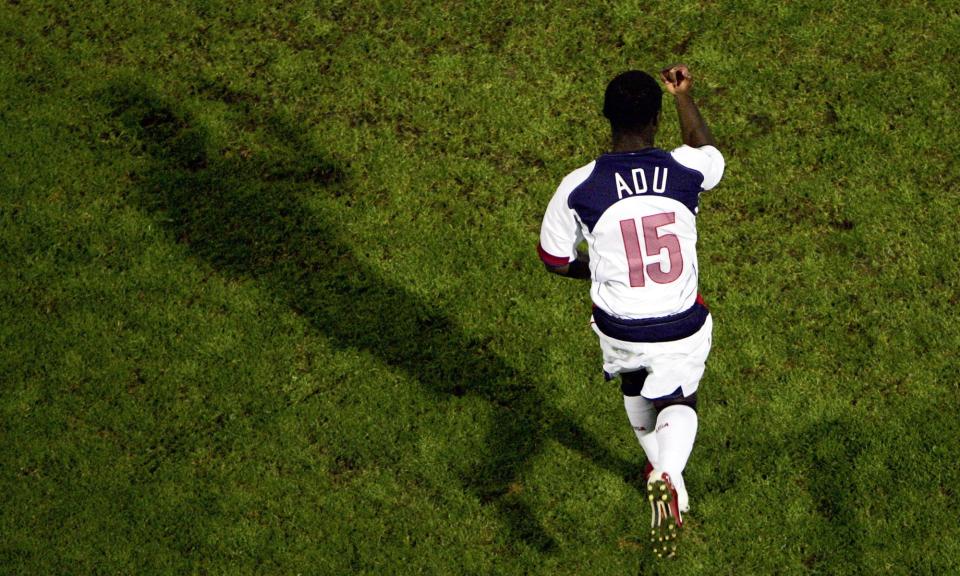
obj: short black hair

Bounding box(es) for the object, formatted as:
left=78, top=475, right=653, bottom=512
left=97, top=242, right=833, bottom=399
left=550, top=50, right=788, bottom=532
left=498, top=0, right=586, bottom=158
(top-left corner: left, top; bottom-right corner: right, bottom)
left=603, top=70, right=662, bottom=133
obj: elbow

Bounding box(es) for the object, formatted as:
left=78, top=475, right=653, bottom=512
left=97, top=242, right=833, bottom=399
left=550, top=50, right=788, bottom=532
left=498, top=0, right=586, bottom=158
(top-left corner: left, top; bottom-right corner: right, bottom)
left=544, top=263, right=570, bottom=276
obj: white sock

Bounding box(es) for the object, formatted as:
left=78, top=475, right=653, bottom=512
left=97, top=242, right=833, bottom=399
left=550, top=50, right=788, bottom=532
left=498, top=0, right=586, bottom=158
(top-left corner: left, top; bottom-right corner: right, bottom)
left=623, top=395, right=658, bottom=468
left=654, top=405, right=698, bottom=511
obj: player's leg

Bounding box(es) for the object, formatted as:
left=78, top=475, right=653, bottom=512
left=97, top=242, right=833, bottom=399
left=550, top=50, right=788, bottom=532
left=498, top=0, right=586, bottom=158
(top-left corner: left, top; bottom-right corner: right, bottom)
left=592, top=324, right=659, bottom=476
left=641, top=314, right=713, bottom=519
left=649, top=390, right=699, bottom=513
left=621, top=370, right=659, bottom=475
left=643, top=389, right=699, bottom=557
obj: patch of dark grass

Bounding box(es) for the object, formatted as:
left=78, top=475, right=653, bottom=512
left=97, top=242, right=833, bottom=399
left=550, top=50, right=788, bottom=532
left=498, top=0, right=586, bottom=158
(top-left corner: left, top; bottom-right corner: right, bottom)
left=102, top=78, right=650, bottom=556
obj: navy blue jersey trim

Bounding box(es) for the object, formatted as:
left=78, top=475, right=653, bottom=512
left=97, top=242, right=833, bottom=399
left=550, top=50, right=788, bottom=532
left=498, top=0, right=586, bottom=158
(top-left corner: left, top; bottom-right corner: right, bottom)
left=593, top=301, right=708, bottom=343
left=567, top=149, right=705, bottom=233
left=565, top=161, right=600, bottom=210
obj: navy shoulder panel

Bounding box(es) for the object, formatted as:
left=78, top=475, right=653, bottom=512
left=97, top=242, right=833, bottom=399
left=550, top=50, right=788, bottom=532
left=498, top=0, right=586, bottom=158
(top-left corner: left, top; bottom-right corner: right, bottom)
left=568, top=149, right=704, bottom=232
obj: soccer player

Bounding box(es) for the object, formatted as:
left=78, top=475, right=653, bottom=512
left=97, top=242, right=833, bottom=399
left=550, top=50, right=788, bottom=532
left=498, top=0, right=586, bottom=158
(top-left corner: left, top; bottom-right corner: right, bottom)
left=537, top=64, right=723, bottom=555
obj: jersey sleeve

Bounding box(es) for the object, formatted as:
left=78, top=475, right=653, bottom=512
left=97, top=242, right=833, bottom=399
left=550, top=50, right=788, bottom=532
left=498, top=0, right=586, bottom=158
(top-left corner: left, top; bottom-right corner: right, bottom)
left=671, top=145, right=725, bottom=190
left=538, top=182, right=581, bottom=267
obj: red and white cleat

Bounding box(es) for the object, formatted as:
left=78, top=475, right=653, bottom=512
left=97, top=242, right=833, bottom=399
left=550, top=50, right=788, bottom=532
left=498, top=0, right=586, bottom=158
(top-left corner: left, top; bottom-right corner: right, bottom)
left=647, top=471, right=682, bottom=558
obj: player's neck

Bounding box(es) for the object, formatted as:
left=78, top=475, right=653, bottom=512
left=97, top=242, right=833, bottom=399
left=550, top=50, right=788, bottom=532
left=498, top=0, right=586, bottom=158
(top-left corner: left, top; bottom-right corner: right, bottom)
left=611, top=131, right=655, bottom=154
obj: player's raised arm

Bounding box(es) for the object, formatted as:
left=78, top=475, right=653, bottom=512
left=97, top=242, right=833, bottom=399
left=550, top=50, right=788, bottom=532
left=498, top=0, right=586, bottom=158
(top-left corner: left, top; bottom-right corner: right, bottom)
left=660, top=64, right=716, bottom=149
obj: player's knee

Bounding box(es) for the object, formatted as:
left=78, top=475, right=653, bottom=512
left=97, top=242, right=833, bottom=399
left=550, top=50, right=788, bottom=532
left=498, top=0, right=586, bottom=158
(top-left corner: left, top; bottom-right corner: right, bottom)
left=619, top=370, right=648, bottom=397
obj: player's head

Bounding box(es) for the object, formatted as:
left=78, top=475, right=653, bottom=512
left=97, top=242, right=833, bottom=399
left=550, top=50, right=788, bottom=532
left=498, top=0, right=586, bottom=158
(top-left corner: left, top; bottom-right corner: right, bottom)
left=603, top=70, right=662, bottom=135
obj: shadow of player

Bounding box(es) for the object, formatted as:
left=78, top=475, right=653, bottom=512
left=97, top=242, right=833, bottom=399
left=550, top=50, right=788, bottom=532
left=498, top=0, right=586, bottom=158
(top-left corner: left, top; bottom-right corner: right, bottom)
left=107, top=80, right=637, bottom=552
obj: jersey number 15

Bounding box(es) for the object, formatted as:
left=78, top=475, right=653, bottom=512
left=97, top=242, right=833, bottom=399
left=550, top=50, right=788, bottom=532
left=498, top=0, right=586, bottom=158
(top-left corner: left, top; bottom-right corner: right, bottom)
left=619, top=212, right=683, bottom=287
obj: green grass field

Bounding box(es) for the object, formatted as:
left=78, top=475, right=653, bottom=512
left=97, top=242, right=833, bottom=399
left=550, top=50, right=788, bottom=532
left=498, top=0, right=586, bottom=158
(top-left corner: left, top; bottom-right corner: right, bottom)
left=3, top=1, right=959, bottom=574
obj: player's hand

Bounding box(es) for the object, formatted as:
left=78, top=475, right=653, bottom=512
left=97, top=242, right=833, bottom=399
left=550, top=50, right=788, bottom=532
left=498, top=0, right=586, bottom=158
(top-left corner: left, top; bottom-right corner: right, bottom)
left=660, top=64, right=692, bottom=95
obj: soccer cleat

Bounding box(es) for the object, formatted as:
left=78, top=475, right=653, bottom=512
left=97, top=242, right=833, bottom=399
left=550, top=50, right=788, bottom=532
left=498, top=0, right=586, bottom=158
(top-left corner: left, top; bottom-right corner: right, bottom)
left=647, top=471, right=682, bottom=558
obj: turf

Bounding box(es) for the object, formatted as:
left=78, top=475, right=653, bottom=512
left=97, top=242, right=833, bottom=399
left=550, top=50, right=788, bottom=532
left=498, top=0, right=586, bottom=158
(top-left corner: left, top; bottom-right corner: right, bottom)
left=2, top=1, right=959, bottom=574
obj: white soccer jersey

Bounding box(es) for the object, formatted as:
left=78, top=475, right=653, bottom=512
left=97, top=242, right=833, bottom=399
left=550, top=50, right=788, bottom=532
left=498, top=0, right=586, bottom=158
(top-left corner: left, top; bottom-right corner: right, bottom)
left=539, top=145, right=724, bottom=321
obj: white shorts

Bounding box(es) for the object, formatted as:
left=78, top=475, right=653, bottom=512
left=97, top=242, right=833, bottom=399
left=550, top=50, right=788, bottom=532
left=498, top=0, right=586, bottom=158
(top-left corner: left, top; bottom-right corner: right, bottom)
left=592, top=313, right=712, bottom=399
